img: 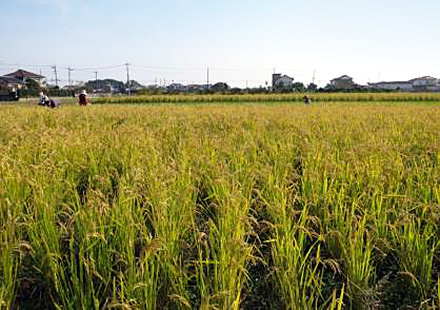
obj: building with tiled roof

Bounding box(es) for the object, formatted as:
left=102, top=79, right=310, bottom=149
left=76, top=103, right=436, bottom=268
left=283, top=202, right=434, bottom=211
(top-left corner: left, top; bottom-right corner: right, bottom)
left=3, top=69, right=45, bottom=85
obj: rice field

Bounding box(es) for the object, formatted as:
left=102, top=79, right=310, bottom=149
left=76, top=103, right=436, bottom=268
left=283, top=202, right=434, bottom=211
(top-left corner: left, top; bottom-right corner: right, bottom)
left=94, top=92, right=440, bottom=104
left=0, top=101, right=439, bottom=309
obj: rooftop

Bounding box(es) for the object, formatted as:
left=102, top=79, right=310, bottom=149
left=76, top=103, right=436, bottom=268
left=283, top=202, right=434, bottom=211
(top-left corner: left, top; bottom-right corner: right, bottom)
left=4, top=69, right=45, bottom=79
left=331, top=75, right=353, bottom=81
left=368, top=81, right=412, bottom=85
left=0, top=76, right=25, bottom=85
left=409, top=76, right=438, bottom=81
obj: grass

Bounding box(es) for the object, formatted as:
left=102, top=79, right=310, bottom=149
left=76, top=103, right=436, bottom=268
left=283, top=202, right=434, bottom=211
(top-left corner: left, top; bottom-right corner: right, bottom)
left=0, top=102, right=439, bottom=309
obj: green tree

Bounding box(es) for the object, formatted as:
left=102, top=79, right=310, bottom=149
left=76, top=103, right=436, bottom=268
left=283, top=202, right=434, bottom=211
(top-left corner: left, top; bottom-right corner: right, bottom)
left=292, top=82, right=306, bottom=92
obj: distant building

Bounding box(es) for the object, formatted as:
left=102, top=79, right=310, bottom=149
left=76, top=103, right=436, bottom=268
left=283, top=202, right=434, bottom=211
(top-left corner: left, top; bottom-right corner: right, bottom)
left=368, top=81, right=413, bottom=91
left=186, top=84, right=211, bottom=93
left=210, top=82, right=230, bottom=92
left=0, top=76, right=25, bottom=91
left=167, top=83, right=187, bottom=92
left=0, top=76, right=24, bottom=101
left=368, top=76, right=439, bottom=92
left=272, top=73, right=294, bottom=89
left=330, top=75, right=355, bottom=90
left=411, top=76, right=439, bottom=91
left=3, top=69, right=45, bottom=86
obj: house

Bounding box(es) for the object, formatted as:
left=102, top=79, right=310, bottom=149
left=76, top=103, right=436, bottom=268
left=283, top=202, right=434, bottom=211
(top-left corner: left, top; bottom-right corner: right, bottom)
left=368, top=81, right=413, bottom=91
left=330, top=75, right=355, bottom=90
left=3, top=69, right=45, bottom=86
left=272, top=73, right=294, bottom=89
left=167, top=83, right=187, bottom=92
left=0, top=76, right=25, bottom=91
left=410, top=76, right=439, bottom=91
left=0, top=76, right=24, bottom=101
left=368, top=76, right=439, bottom=92
left=187, top=84, right=209, bottom=93
left=210, top=82, right=230, bottom=92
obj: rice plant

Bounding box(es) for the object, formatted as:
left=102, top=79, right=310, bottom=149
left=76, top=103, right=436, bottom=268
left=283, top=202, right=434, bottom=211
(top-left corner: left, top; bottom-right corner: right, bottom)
left=0, top=102, right=438, bottom=309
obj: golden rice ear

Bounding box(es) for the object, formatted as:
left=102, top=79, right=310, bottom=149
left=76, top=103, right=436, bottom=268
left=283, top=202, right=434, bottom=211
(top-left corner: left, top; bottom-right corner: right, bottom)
left=1, top=100, right=438, bottom=309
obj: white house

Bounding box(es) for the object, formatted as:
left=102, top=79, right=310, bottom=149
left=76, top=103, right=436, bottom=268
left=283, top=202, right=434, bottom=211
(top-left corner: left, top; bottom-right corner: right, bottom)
left=368, top=76, right=439, bottom=92
left=330, top=75, right=356, bottom=90
left=272, top=73, right=294, bottom=89
left=411, top=76, right=439, bottom=91
left=368, top=81, right=413, bottom=91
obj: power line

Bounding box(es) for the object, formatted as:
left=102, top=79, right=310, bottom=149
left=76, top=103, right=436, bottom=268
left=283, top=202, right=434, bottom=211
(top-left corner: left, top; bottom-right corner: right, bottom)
left=0, top=62, right=52, bottom=68
left=71, top=64, right=125, bottom=72
left=132, top=63, right=205, bottom=71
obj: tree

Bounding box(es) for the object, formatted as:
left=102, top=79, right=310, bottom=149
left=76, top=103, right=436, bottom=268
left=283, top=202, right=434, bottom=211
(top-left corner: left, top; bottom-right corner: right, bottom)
left=211, top=82, right=230, bottom=93
left=307, top=83, right=318, bottom=92
left=292, top=82, right=306, bottom=92
left=25, top=79, right=40, bottom=91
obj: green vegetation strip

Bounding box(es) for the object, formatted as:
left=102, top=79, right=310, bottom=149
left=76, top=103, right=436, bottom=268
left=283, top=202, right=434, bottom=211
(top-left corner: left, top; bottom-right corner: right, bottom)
left=93, top=93, right=440, bottom=104
left=0, top=104, right=439, bottom=309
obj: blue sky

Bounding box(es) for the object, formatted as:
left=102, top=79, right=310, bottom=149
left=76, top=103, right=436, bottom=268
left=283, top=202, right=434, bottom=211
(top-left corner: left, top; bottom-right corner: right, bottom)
left=1, top=0, right=439, bottom=87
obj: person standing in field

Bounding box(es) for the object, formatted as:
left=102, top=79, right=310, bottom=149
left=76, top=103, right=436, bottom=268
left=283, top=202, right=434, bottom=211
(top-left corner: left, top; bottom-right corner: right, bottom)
left=78, top=90, right=89, bottom=106
left=303, top=95, right=311, bottom=105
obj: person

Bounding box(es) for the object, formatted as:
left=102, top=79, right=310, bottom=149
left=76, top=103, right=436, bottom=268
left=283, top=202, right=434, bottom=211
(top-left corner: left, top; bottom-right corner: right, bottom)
left=50, top=98, right=60, bottom=109
left=78, top=90, right=89, bottom=106
left=38, top=91, right=44, bottom=105
left=39, top=91, right=50, bottom=106
left=10, top=87, right=19, bottom=101
left=303, top=95, right=311, bottom=105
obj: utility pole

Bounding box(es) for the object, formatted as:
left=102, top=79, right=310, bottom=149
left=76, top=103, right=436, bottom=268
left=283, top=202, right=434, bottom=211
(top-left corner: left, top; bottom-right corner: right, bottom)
left=125, top=63, right=130, bottom=95
left=52, top=65, right=59, bottom=87
left=67, top=67, right=73, bottom=87
left=94, top=71, right=98, bottom=91
left=207, top=67, right=210, bottom=87
left=312, top=70, right=316, bottom=84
